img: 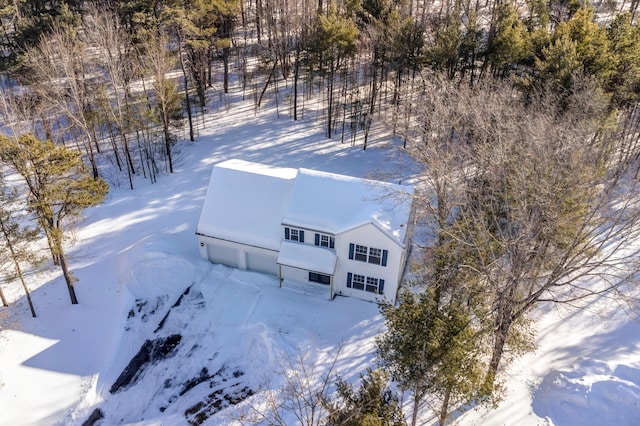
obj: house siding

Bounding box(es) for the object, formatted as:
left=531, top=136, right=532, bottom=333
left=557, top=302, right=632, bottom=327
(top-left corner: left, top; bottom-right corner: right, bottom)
left=200, top=222, right=406, bottom=304
left=333, top=223, right=405, bottom=304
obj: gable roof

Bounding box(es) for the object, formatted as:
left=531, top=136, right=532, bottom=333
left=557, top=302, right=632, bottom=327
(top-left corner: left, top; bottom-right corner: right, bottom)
left=282, top=168, right=414, bottom=246
left=196, top=159, right=297, bottom=251
left=197, top=159, right=414, bottom=250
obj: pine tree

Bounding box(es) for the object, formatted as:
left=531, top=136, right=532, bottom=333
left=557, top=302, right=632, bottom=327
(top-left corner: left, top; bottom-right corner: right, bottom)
left=487, top=3, right=529, bottom=77
left=376, top=289, right=488, bottom=426
left=606, top=12, right=640, bottom=107
left=308, top=6, right=359, bottom=138
left=327, top=368, right=405, bottom=426
left=0, top=134, right=108, bottom=305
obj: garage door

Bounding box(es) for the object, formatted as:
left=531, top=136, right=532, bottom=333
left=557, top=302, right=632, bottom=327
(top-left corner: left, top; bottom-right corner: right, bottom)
left=247, top=252, right=277, bottom=275
left=208, top=244, right=240, bottom=268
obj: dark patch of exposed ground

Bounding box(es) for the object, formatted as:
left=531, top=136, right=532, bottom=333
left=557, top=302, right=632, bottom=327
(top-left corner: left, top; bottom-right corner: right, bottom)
left=182, top=367, right=254, bottom=425
left=81, top=408, right=104, bottom=426
left=86, top=282, right=254, bottom=425
left=109, top=334, right=183, bottom=394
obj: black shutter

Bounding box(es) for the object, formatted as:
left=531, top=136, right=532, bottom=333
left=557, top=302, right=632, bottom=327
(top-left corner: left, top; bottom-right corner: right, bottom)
left=284, top=227, right=290, bottom=240
left=347, top=272, right=352, bottom=288
left=378, top=279, right=385, bottom=294
left=315, top=233, right=320, bottom=245
left=330, top=237, right=335, bottom=249
left=382, top=250, right=388, bottom=266
left=348, top=243, right=354, bottom=260
left=300, top=230, right=305, bottom=242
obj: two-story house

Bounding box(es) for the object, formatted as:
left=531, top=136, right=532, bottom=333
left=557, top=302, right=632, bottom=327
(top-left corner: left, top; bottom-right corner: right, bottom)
left=196, top=159, right=415, bottom=304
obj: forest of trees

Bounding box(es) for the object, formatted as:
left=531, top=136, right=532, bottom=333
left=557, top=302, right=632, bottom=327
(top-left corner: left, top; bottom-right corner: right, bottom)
left=1, top=0, right=640, bottom=424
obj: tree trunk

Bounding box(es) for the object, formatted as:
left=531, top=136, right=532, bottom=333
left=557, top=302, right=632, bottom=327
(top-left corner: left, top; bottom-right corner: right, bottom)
left=17, top=266, right=36, bottom=317
left=1, top=220, right=37, bottom=317
left=163, top=117, right=174, bottom=174
left=54, top=234, right=78, bottom=305
left=438, top=387, right=452, bottom=426
left=177, top=31, right=195, bottom=142
left=363, top=53, right=379, bottom=150
left=411, top=390, right=420, bottom=426
left=487, top=292, right=515, bottom=387
left=223, top=47, right=230, bottom=94
left=0, top=285, right=7, bottom=307
left=293, top=46, right=300, bottom=121
left=327, top=64, right=335, bottom=138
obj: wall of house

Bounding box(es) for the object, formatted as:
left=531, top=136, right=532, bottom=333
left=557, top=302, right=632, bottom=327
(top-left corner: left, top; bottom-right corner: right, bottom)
left=198, top=221, right=408, bottom=304
left=197, top=235, right=279, bottom=275
left=280, top=264, right=311, bottom=284
left=333, top=223, right=405, bottom=304
left=279, top=265, right=333, bottom=297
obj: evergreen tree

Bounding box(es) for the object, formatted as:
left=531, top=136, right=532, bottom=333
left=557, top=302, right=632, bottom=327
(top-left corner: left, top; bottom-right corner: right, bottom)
left=0, top=134, right=108, bottom=305
left=377, top=289, right=488, bottom=426
left=606, top=12, right=640, bottom=107
left=308, top=6, right=359, bottom=138
left=426, top=13, right=462, bottom=79
left=487, top=3, right=529, bottom=77
left=327, top=369, right=405, bottom=426
left=536, top=7, right=613, bottom=92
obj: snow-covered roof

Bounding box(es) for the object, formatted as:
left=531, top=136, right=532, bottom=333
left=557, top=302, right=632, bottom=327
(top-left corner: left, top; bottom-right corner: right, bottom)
left=277, top=241, right=338, bottom=275
left=196, top=159, right=297, bottom=251
left=282, top=168, right=414, bottom=246
left=197, top=159, right=414, bottom=250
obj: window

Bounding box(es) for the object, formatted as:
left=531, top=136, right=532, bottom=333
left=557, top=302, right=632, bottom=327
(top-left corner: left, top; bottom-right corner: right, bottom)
left=349, top=243, right=388, bottom=266
left=366, top=277, right=378, bottom=293
left=315, top=233, right=335, bottom=249
left=355, top=245, right=368, bottom=262
left=368, top=248, right=381, bottom=265
left=309, top=272, right=331, bottom=285
left=284, top=227, right=305, bottom=243
left=347, top=272, right=385, bottom=295
left=352, top=274, right=365, bottom=290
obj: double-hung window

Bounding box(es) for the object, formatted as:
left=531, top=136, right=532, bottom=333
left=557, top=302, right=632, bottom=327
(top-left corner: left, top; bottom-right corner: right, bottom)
left=352, top=274, right=365, bottom=290
left=349, top=243, right=388, bottom=266
left=368, top=248, right=381, bottom=265
left=365, top=277, right=378, bottom=293
left=284, top=227, right=305, bottom=243
left=314, top=233, right=335, bottom=249
left=354, top=244, right=368, bottom=262
left=347, top=272, right=385, bottom=295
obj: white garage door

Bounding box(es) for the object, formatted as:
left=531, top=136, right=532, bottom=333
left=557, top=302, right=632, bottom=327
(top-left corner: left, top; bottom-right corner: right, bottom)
left=208, top=244, right=240, bottom=268
left=246, top=252, right=277, bottom=275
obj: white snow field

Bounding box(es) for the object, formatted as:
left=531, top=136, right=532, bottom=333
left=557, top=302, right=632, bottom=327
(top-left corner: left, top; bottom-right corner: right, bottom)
left=0, top=87, right=639, bottom=426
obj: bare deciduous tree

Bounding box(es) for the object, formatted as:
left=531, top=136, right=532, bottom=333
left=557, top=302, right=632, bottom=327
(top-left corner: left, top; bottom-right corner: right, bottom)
left=24, top=23, right=101, bottom=179
left=403, top=73, right=640, bottom=389
left=236, top=347, right=339, bottom=426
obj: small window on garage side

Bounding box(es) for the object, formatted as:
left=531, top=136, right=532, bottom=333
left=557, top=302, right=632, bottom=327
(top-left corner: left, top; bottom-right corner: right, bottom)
left=309, top=272, right=331, bottom=285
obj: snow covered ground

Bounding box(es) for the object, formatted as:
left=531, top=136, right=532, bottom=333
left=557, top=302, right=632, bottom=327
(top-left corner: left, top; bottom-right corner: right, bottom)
left=0, top=88, right=639, bottom=426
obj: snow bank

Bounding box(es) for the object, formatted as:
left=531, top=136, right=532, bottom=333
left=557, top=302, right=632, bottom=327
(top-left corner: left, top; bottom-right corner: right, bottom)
left=532, top=359, right=640, bottom=425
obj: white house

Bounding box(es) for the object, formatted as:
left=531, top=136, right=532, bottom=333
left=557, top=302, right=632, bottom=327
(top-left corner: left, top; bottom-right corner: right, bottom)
left=196, top=159, right=415, bottom=304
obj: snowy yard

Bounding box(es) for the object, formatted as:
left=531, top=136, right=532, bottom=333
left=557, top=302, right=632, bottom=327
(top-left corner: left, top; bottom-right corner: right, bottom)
left=0, top=90, right=639, bottom=425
